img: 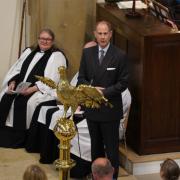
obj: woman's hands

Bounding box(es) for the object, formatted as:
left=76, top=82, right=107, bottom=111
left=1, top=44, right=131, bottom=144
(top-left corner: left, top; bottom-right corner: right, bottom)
left=19, top=85, right=38, bottom=96
left=7, top=81, right=38, bottom=96
left=7, top=81, right=16, bottom=94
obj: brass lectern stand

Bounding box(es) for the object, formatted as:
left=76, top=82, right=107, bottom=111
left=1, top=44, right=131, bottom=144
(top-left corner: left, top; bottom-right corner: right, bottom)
left=54, top=117, right=76, bottom=180
left=36, top=66, right=111, bottom=180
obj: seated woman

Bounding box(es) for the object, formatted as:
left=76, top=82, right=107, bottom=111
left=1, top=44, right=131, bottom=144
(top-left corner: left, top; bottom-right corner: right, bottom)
left=0, top=28, right=68, bottom=148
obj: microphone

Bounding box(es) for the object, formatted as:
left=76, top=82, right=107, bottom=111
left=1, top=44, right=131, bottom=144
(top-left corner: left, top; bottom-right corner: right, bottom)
left=90, top=69, right=94, bottom=85
left=90, top=78, right=93, bottom=85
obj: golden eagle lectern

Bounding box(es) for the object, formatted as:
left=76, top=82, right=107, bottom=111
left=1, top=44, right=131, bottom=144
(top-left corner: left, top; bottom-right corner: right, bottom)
left=36, top=66, right=112, bottom=180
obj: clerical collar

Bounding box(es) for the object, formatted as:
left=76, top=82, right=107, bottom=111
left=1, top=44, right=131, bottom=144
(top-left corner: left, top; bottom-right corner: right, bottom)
left=98, top=43, right=110, bottom=55
left=40, top=50, right=45, bottom=53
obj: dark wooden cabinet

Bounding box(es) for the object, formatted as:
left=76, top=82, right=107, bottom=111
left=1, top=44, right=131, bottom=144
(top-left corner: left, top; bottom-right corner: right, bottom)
left=97, top=3, right=180, bottom=155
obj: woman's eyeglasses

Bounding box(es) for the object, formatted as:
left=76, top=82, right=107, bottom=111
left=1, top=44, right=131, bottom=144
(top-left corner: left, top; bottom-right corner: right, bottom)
left=38, top=37, right=52, bottom=42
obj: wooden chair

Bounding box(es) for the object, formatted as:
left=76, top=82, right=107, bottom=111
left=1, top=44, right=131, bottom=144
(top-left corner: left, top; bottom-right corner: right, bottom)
left=148, top=0, right=172, bottom=22
left=148, top=0, right=180, bottom=28
left=120, top=105, right=131, bottom=148
left=119, top=89, right=131, bottom=175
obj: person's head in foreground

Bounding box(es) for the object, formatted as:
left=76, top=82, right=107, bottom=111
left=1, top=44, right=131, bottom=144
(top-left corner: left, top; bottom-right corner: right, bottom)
left=92, top=157, right=114, bottom=180
left=23, top=164, right=48, bottom=180
left=160, top=158, right=180, bottom=180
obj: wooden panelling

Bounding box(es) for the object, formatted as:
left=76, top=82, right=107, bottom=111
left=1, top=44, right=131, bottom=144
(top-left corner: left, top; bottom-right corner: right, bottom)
left=97, top=3, right=180, bottom=154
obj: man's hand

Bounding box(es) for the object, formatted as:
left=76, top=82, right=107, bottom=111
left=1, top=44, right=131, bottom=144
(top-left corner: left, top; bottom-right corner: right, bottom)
left=95, top=86, right=105, bottom=95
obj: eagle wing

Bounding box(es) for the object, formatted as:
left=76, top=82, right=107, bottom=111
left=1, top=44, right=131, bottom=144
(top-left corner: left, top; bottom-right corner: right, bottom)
left=75, top=84, right=113, bottom=108
left=35, top=75, right=56, bottom=89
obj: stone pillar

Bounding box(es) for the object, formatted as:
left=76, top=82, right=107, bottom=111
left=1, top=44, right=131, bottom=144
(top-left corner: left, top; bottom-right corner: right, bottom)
left=28, top=0, right=97, bottom=79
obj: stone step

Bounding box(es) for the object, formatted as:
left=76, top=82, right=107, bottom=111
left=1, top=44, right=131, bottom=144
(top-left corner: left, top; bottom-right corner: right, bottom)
left=119, top=144, right=180, bottom=175
left=118, top=166, right=137, bottom=180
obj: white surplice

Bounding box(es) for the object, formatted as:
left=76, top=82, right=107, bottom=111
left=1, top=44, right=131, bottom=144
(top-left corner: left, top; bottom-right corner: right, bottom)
left=0, top=48, right=67, bottom=129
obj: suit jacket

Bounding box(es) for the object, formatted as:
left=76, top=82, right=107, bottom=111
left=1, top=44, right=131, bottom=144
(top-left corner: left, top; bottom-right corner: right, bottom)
left=77, top=44, right=128, bottom=122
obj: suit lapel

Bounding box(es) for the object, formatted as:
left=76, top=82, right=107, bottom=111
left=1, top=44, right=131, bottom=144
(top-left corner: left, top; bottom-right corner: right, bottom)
left=92, top=46, right=99, bottom=68
left=90, top=46, right=100, bottom=80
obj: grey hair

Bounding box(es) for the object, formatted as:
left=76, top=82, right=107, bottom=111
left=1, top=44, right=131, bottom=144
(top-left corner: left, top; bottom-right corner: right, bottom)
left=92, top=158, right=114, bottom=178
left=39, top=28, right=55, bottom=41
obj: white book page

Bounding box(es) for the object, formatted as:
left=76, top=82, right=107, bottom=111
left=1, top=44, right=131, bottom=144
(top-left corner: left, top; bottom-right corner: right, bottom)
left=10, top=82, right=32, bottom=94
left=117, top=1, right=147, bottom=9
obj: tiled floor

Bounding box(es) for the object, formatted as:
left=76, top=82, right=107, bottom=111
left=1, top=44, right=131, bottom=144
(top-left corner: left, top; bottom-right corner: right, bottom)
left=119, top=167, right=161, bottom=180
left=0, top=148, right=58, bottom=180
left=0, top=147, right=162, bottom=180
left=135, top=174, right=161, bottom=180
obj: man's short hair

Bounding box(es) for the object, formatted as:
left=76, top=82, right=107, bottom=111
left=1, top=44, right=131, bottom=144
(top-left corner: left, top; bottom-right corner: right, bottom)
left=95, top=20, right=112, bottom=31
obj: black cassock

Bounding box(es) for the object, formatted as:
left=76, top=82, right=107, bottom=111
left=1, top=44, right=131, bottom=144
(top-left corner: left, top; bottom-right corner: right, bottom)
left=0, top=46, right=61, bottom=148
left=26, top=103, right=91, bottom=179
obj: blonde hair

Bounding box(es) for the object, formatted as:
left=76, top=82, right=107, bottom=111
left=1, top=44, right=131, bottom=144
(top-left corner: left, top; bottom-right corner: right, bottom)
left=23, top=164, right=48, bottom=180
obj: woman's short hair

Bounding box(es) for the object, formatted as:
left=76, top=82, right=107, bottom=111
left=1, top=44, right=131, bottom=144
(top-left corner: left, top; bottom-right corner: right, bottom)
left=39, top=28, right=55, bottom=41
left=160, top=158, right=180, bottom=180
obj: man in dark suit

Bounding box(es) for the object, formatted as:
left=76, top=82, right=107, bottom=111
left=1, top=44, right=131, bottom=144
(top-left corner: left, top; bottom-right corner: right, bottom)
left=77, top=20, right=128, bottom=179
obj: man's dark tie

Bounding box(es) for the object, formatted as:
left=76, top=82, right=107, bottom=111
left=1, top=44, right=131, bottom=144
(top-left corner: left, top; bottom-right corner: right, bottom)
left=99, top=50, right=105, bottom=65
